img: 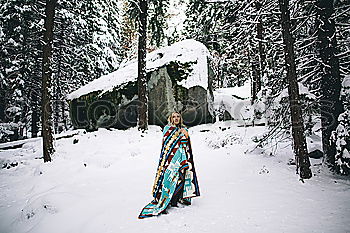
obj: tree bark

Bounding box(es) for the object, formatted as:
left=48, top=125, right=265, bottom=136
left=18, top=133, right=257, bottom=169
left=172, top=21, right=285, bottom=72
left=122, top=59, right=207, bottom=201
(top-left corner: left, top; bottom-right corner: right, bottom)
left=31, top=91, right=39, bottom=138
left=137, top=0, right=148, bottom=131
left=41, top=0, right=57, bottom=162
left=255, top=1, right=264, bottom=96
left=251, top=1, right=264, bottom=125
left=278, top=0, right=312, bottom=179
left=315, top=0, right=344, bottom=168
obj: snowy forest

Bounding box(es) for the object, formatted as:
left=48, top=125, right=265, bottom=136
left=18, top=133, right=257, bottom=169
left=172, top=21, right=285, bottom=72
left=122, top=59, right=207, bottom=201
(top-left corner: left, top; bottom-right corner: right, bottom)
left=1, top=0, right=350, bottom=232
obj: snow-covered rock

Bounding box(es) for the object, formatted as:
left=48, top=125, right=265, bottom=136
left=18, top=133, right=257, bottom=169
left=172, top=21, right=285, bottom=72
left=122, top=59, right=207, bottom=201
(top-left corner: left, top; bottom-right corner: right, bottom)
left=212, top=82, right=253, bottom=122
left=66, top=39, right=215, bottom=129
left=66, top=39, right=211, bottom=100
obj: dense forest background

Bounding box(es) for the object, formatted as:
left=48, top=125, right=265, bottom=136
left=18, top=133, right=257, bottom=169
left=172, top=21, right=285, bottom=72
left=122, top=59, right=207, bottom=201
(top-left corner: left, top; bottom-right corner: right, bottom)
left=0, top=0, right=350, bottom=175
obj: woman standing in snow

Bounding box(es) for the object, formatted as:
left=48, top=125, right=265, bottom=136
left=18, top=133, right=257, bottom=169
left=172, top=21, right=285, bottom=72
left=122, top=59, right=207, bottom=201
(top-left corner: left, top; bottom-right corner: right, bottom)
left=138, top=111, right=200, bottom=219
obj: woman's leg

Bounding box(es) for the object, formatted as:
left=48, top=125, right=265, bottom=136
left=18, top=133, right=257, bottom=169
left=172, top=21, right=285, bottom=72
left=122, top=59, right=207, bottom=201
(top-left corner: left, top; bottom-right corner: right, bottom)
left=170, top=168, right=187, bottom=206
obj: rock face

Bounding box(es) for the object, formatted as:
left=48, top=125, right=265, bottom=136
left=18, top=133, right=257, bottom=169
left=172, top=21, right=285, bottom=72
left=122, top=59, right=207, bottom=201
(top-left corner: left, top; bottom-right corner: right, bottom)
left=148, top=65, right=214, bottom=127
left=67, top=39, right=215, bottom=130
left=308, top=149, right=323, bottom=159
left=148, top=66, right=176, bottom=126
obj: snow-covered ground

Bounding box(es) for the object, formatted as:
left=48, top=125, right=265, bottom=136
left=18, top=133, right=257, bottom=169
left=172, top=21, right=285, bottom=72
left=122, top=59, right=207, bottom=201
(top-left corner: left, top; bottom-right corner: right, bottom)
left=0, top=121, right=349, bottom=233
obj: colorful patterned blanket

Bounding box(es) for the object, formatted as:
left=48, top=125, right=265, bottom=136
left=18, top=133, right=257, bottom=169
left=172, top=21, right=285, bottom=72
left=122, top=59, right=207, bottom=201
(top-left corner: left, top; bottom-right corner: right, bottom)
left=138, top=125, right=200, bottom=219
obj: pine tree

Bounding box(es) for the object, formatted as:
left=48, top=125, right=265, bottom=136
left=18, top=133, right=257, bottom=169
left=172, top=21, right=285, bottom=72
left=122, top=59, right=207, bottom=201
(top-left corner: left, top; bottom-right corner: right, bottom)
left=334, top=0, right=350, bottom=80
left=279, top=0, right=312, bottom=179
left=148, top=0, right=169, bottom=47
left=124, top=0, right=170, bottom=131
left=0, top=0, right=43, bottom=141
left=120, top=0, right=138, bottom=64
left=315, top=0, right=345, bottom=168
left=49, top=0, right=122, bottom=132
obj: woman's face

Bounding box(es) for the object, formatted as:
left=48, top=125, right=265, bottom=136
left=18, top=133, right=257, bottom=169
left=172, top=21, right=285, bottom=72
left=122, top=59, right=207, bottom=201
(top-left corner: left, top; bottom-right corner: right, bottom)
left=172, top=113, right=181, bottom=125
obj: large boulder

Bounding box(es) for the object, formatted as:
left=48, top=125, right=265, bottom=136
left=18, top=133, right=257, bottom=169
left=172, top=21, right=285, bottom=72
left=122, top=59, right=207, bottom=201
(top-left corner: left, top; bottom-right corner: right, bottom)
left=67, top=39, right=215, bottom=130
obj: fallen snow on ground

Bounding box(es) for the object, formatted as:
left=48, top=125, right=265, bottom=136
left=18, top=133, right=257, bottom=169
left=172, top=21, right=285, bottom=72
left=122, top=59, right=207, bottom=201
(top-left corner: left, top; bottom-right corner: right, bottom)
left=0, top=121, right=349, bottom=233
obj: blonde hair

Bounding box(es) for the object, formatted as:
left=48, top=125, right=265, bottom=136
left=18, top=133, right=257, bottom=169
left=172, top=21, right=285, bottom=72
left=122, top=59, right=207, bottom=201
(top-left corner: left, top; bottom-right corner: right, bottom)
left=167, top=111, right=186, bottom=128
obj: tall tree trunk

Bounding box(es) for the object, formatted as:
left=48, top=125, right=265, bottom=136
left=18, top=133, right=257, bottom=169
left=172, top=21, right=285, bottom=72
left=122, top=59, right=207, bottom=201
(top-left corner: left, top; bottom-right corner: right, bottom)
left=31, top=92, right=39, bottom=138
left=41, top=0, right=57, bottom=162
left=137, top=0, right=148, bottom=131
left=249, top=39, right=261, bottom=104
left=0, top=88, right=6, bottom=123
left=315, top=0, right=344, bottom=168
left=61, top=99, right=67, bottom=131
left=250, top=1, right=264, bottom=105
left=255, top=1, right=264, bottom=95
left=279, top=0, right=312, bottom=179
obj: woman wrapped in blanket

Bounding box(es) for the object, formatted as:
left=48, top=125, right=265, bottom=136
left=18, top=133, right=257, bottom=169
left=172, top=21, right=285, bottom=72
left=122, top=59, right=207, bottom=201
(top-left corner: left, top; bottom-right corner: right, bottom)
left=138, top=111, right=200, bottom=219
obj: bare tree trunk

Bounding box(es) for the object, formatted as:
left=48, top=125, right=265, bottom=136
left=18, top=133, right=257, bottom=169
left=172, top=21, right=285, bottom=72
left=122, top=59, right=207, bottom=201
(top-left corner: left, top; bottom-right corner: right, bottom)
left=315, top=0, right=344, bottom=168
left=255, top=1, right=264, bottom=94
left=137, top=0, right=148, bottom=131
left=250, top=1, right=265, bottom=105
left=31, top=91, right=39, bottom=138
left=41, top=0, right=57, bottom=162
left=62, top=100, right=67, bottom=131
left=278, top=0, right=312, bottom=179
left=249, top=39, right=261, bottom=105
